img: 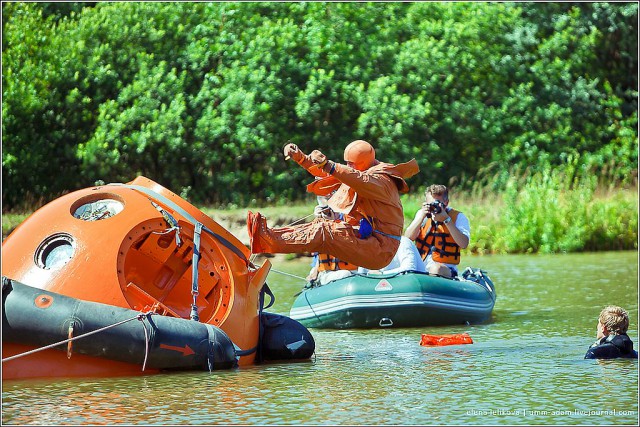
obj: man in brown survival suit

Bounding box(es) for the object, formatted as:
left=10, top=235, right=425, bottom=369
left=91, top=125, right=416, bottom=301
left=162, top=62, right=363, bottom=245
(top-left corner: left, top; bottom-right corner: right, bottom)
left=247, top=140, right=419, bottom=270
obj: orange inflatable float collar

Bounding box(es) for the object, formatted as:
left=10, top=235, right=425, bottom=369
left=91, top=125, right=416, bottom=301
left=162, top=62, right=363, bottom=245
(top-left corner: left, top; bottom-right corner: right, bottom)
left=420, top=333, right=473, bottom=347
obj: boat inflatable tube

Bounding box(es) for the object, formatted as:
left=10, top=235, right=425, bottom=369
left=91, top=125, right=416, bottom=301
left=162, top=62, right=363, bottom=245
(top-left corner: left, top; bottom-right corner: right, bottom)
left=2, top=277, right=237, bottom=371
left=259, top=312, right=315, bottom=361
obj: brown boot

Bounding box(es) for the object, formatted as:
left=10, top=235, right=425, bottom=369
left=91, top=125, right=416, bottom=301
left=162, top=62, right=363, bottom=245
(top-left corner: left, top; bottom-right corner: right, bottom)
left=247, top=211, right=267, bottom=254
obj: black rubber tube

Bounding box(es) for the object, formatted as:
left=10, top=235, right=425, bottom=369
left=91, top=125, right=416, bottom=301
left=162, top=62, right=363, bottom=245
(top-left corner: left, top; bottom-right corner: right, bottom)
left=2, top=277, right=237, bottom=371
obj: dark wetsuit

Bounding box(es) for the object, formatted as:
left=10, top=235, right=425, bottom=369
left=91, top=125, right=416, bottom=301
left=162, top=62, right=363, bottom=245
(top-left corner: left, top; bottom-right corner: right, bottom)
left=584, top=334, right=639, bottom=359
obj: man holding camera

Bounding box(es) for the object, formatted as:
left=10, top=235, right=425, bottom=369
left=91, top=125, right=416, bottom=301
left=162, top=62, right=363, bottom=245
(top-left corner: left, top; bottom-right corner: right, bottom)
left=404, top=185, right=470, bottom=278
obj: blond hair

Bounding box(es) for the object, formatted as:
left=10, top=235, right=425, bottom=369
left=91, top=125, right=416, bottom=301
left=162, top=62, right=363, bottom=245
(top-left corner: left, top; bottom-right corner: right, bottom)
left=599, top=305, right=630, bottom=335
left=426, top=184, right=449, bottom=202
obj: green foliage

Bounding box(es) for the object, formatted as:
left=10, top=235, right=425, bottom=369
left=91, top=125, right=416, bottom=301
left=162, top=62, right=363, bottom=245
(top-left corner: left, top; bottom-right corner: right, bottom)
left=467, top=158, right=638, bottom=254
left=2, top=2, right=638, bottom=211
left=500, top=165, right=595, bottom=254
left=6, top=182, right=636, bottom=255
left=401, top=175, right=637, bottom=256
left=584, top=190, right=639, bottom=251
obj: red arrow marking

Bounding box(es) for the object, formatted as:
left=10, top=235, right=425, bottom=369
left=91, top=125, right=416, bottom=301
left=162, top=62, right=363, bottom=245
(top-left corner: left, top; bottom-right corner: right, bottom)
left=159, top=343, right=195, bottom=356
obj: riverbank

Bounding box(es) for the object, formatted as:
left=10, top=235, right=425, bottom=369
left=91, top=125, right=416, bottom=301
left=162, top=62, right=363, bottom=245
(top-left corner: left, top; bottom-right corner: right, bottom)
left=197, top=184, right=640, bottom=255
left=2, top=184, right=637, bottom=254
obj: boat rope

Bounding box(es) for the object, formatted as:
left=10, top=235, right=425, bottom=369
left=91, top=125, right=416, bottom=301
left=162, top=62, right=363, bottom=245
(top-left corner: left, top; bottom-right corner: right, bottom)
left=249, top=253, right=259, bottom=266
left=303, top=292, right=324, bottom=324
left=149, top=227, right=179, bottom=236
left=67, top=321, right=76, bottom=359
left=248, top=261, right=308, bottom=282
left=286, top=212, right=316, bottom=226
left=150, top=201, right=182, bottom=247
left=268, top=268, right=308, bottom=282
left=140, top=316, right=151, bottom=371
left=2, top=312, right=155, bottom=365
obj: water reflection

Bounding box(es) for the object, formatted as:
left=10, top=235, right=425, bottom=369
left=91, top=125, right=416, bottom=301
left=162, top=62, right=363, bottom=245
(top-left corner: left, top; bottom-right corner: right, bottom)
left=2, top=252, right=638, bottom=425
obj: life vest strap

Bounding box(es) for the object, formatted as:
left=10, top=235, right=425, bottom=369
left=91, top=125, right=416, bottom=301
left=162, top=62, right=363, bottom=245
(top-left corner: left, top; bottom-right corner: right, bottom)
left=357, top=215, right=401, bottom=241
left=374, top=229, right=401, bottom=241
left=430, top=246, right=460, bottom=259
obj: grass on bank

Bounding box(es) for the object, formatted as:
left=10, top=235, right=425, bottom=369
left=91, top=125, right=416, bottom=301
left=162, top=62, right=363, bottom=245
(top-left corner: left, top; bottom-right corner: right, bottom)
left=2, top=175, right=638, bottom=254
left=402, top=185, right=637, bottom=255
left=401, top=169, right=638, bottom=254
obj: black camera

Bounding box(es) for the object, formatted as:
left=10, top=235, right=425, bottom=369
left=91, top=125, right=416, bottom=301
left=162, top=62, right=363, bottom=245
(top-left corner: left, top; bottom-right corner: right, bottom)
left=427, top=200, right=445, bottom=216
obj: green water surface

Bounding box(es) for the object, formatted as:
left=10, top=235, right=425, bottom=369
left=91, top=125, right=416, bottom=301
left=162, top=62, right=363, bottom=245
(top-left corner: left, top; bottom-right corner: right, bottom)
left=2, top=251, right=638, bottom=425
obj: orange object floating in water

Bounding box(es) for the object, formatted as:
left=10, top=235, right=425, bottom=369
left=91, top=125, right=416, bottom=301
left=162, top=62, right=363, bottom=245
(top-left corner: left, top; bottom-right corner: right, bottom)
left=2, top=176, right=315, bottom=380
left=420, top=333, right=473, bottom=346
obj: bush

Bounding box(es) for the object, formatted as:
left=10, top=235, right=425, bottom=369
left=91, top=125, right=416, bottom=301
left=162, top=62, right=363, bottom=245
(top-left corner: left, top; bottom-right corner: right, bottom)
left=2, top=2, right=637, bottom=210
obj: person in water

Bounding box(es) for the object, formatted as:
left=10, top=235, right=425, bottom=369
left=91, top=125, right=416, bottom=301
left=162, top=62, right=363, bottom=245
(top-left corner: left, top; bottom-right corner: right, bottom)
left=404, top=184, right=470, bottom=278
left=584, top=305, right=638, bottom=359
left=247, top=140, right=419, bottom=270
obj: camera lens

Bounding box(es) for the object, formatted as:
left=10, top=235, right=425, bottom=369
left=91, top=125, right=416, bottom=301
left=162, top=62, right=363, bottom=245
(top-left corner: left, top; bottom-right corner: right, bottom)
left=430, top=201, right=444, bottom=215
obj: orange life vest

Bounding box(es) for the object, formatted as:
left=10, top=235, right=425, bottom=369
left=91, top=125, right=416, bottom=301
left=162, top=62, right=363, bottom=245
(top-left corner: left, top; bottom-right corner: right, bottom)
left=317, top=253, right=359, bottom=272
left=415, top=209, right=461, bottom=265
left=420, top=333, right=473, bottom=346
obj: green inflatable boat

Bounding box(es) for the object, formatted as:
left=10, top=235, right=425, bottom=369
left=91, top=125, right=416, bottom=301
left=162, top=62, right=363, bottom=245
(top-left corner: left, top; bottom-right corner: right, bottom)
left=289, top=267, right=496, bottom=329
